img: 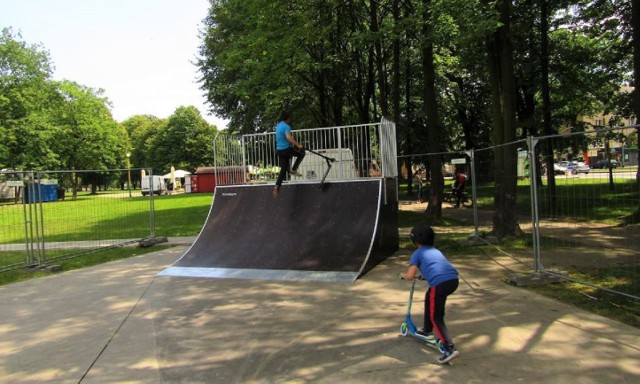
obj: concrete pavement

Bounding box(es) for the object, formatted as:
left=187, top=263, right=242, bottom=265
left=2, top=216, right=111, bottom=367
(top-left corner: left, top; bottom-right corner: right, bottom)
left=0, top=242, right=639, bottom=383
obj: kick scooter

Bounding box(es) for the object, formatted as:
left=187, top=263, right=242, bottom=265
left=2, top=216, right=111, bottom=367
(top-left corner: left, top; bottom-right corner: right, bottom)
left=399, top=275, right=445, bottom=353
left=304, top=148, right=337, bottom=185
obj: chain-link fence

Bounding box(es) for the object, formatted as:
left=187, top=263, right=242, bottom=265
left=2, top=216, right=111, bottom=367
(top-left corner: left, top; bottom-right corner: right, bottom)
left=529, top=128, right=639, bottom=300
left=1, top=170, right=33, bottom=270
left=406, top=125, right=639, bottom=301
left=0, top=168, right=156, bottom=271
left=3, top=122, right=637, bottom=303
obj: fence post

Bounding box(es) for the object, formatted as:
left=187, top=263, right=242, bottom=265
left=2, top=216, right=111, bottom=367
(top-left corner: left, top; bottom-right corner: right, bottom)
left=20, top=171, right=35, bottom=267
left=149, top=168, right=156, bottom=239
left=35, top=171, right=47, bottom=266
left=527, top=135, right=543, bottom=273
left=336, top=126, right=344, bottom=179
left=241, top=135, right=247, bottom=184
left=466, top=149, right=480, bottom=240
left=27, top=171, right=44, bottom=266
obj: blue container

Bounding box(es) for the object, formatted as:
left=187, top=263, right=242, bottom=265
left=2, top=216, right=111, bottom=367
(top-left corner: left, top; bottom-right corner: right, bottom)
left=40, top=184, right=57, bottom=202
left=24, top=183, right=59, bottom=203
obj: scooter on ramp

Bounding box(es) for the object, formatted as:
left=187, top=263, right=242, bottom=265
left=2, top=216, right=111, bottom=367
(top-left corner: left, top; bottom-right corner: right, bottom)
left=399, top=275, right=445, bottom=353
left=304, top=148, right=337, bottom=185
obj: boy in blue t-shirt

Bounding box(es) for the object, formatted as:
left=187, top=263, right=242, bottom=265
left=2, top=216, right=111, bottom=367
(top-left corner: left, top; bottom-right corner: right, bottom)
left=401, top=224, right=460, bottom=364
left=273, top=110, right=305, bottom=197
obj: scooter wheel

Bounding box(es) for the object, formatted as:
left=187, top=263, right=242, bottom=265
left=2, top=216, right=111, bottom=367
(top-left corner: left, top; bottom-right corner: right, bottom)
left=400, top=323, right=408, bottom=336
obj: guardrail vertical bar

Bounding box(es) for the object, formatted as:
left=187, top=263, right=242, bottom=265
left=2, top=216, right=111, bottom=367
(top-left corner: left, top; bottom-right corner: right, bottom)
left=149, top=168, right=156, bottom=238
left=467, top=149, right=480, bottom=240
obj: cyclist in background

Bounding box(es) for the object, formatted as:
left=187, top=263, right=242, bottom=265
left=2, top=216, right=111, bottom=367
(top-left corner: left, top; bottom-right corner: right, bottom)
left=452, top=169, right=466, bottom=208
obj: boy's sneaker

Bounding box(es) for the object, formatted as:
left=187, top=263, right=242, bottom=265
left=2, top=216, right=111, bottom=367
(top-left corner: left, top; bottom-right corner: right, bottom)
left=438, top=346, right=459, bottom=364
left=415, top=329, right=435, bottom=342
left=289, top=170, right=302, bottom=177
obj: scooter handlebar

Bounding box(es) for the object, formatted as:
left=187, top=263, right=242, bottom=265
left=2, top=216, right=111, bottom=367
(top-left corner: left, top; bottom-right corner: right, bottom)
left=399, top=273, right=425, bottom=281
left=303, top=147, right=337, bottom=162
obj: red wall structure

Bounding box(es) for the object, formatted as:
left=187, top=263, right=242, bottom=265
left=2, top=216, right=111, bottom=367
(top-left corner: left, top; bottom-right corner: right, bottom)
left=190, top=166, right=246, bottom=193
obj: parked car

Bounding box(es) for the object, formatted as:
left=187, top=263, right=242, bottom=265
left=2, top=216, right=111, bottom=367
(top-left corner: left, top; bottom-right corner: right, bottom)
left=553, top=162, right=568, bottom=175
left=565, top=161, right=590, bottom=174
left=542, top=162, right=567, bottom=175
left=591, top=159, right=618, bottom=169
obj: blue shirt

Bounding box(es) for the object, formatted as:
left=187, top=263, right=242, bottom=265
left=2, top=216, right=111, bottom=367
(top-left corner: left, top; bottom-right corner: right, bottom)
left=409, top=246, right=458, bottom=286
left=275, top=121, right=292, bottom=150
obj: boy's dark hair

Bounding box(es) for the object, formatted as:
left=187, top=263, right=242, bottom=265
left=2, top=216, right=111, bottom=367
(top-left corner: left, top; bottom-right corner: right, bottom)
left=410, top=224, right=435, bottom=246
left=278, top=110, right=291, bottom=121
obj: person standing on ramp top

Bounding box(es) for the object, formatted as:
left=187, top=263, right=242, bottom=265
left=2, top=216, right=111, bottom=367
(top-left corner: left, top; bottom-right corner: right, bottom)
left=273, top=110, right=305, bottom=198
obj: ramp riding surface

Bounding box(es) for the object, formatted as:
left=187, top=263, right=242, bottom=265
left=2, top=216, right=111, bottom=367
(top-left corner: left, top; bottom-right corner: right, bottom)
left=159, top=179, right=398, bottom=282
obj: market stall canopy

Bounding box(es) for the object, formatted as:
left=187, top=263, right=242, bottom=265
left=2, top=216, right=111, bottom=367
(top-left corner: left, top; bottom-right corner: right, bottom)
left=163, top=170, right=191, bottom=179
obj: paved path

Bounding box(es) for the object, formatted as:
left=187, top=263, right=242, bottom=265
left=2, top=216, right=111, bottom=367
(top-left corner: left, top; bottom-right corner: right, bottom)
left=0, top=241, right=638, bottom=383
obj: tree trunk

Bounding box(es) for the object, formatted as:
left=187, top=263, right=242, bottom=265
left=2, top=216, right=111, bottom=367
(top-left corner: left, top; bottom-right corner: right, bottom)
left=540, top=0, right=558, bottom=216
left=368, top=45, right=378, bottom=120
left=422, top=0, right=444, bottom=224
left=632, top=0, right=640, bottom=193
left=485, top=0, right=523, bottom=238
left=354, top=46, right=372, bottom=123
left=370, top=0, right=389, bottom=117
left=71, top=170, right=78, bottom=201
left=392, top=0, right=401, bottom=125
left=405, top=26, right=415, bottom=196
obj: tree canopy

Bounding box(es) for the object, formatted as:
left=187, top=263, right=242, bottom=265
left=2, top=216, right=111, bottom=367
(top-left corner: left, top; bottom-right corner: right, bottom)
left=0, top=28, right=57, bottom=170
left=198, top=0, right=632, bottom=135
left=0, top=27, right=218, bottom=185
left=197, top=0, right=637, bottom=233
left=147, top=106, right=218, bottom=172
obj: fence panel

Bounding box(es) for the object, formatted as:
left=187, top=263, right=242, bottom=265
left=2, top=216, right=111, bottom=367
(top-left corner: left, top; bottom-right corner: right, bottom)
left=0, top=169, right=155, bottom=271
left=0, top=170, right=34, bottom=271
left=467, top=141, right=538, bottom=269
left=532, top=127, right=639, bottom=299
left=403, top=125, right=639, bottom=301
left=33, top=169, right=155, bottom=264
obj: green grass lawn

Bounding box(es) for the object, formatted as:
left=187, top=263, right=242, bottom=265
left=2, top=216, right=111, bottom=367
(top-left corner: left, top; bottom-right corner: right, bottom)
left=0, top=191, right=213, bottom=277
left=0, top=245, right=174, bottom=286
left=401, top=175, right=638, bottom=224
left=153, top=193, right=214, bottom=236
left=0, top=191, right=214, bottom=244
left=525, top=265, right=640, bottom=328
left=3, top=177, right=633, bottom=245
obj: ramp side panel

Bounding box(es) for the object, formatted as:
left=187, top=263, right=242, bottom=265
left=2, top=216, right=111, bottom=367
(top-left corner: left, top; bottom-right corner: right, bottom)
left=173, top=180, right=382, bottom=272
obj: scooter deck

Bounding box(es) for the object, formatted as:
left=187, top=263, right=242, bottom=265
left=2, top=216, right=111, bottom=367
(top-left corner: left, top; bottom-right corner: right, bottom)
left=408, top=333, right=443, bottom=351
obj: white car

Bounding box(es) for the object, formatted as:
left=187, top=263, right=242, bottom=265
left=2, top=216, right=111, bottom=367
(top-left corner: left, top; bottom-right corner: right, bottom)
left=553, top=163, right=568, bottom=175
left=566, top=161, right=590, bottom=174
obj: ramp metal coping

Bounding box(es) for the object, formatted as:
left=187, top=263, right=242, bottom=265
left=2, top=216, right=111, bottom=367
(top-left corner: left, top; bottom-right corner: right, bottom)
left=213, top=177, right=381, bottom=188
left=157, top=267, right=359, bottom=283
left=357, top=179, right=383, bottom=278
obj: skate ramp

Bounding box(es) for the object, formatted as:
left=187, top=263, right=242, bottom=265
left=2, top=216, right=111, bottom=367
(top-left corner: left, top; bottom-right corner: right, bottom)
left=158, top=179, right=398, bottom=282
